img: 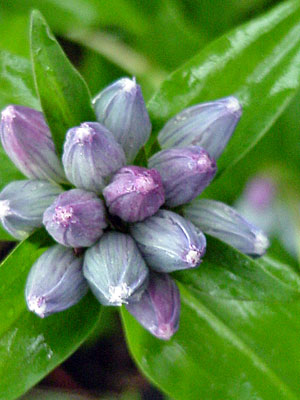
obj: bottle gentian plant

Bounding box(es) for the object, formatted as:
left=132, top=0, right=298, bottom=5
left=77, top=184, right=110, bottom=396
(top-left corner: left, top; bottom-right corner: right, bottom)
left=0, top=75, right=269, bottom=341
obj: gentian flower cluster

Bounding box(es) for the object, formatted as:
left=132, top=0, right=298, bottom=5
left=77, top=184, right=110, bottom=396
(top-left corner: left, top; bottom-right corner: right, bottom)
left=0, top=77, right=269, bottom=340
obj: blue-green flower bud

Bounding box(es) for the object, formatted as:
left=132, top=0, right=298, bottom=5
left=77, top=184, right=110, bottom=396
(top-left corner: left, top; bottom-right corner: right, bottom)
left=26, top=245, right=88, bottom=318
left=130, top=210, right=206, bottom=273
left=126, top=272, right=180, bottom=340
left=62, top=122, right=126, bottom=194
left=148, top=146, right=217, bottom=207
left=158, top=96, right=242, bottom=159
left=184, top=199, right=269, bottom=256
left=93, top=77, right=151, bottom=162
left=0, top=105, right=66, bottom=183
left=83, top=232, right=149, bottom=306
left=0, top=180, right=63, bottom=240
left=43, top=189, right=107, bottom=248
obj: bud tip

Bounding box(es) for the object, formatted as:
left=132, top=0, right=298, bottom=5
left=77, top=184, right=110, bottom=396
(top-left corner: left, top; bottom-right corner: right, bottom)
left=254, top=231, right=269, bottom=256
left=27, top=295, right=47, bottom=318
left=108, top=283, right=133, bottom=306
left=0, top=200, right=11, bottom=218
left=226, top=96, right=242, bottom=115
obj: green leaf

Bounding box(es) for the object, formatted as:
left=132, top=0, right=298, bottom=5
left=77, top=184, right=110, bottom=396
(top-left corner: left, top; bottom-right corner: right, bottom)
left=0, top=230, right=101, bottom=400
left=146, top=0, right=300, bottom=175
left=122, top=237, right=300, bottom=400
left=30, top=10, right=96, bottom=157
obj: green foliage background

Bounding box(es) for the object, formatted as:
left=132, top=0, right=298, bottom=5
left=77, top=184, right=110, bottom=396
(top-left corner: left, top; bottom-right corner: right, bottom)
left=0, top=1, right=300, bottom=399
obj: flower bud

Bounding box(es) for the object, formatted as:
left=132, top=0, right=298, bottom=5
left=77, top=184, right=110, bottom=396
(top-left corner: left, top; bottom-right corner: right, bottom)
left=26, top=245, right=88, bottom=318
left=62, top=122, right=126, bottom=194
left=235, top=177, right=276, bottom=234
left=93, top=77, right=151, bottom=162
left=184, top=199, right=269, bottom=256
left=126, top=272, right=180, bottom=340
left=158, top=96, right=242, bottom=159
left=43, top=189, right=107, bottom=248
left=83, top=232, right=149, bottom=306
left=0, top=179, right=63, bottom=240
left=103, top=166, right=165, bottom=223
left=149, top=146, right=217, bottom=207
left=130, top=210, right=206, bottom=273
left=0, top=105, right=66, bottom=183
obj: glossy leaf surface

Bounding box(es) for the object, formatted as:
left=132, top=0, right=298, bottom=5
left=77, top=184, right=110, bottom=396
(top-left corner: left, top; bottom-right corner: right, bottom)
left=30, top=10, right=95, bottom=156
left=122, top=237, right=300, bottom=400
left=146, top=0, right=300, bottom=175
left=0, top=231, right=101, bottom=400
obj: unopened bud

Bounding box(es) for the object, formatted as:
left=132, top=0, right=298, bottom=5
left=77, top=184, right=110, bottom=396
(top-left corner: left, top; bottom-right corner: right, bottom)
left=0, top=105, right=66, bottom=183
left=184, top=199, right=269, bottom=256
left=83, top=232, right=149, bottom=306
left=130, top=210, right=206, bottom=273
left=62, top=122, right=126, bottom=194
left=43, top=189, right=107, bottom=248
left=149, top=146, right=217, bottom=207
left=0, top=179, right=63, bottom=240
left=158, top=96, right=242, bottom=159
left=126, top=272, right=180, bottom=340
left=103, top=166, right=165, bottom=222
left=93, top=77, right=151, bottom=162
left=26, top=245, right=88, bottom=318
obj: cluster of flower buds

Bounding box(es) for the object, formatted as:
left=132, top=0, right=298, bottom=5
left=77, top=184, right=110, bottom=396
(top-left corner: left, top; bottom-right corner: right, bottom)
left=0, top=76, right=269, bottom=341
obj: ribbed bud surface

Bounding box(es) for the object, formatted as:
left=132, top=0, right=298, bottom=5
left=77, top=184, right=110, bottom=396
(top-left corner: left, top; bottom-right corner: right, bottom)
left=149, top=146, right=217, bottom=207
left=103, top=166, right=165, bottom=222
left=0, top=105, right=66, bottom=183
left=93, top=77, right=151, bottom=162
left=184, top=199, right=269, bottom=256
left=26, top=245, right=88, bottom=318
left=83, top=232, right=149, bottom=306
left=0, top=179, right=63, bottom=240
left=158, top=96, right=242, bottom=159
left=43, top=189, right=107, bottom=248
left=130, top=210, right=206, bottom=273
left=126, top=272, right=180, bottom=340
left=62, top=122, right=126, bottom=194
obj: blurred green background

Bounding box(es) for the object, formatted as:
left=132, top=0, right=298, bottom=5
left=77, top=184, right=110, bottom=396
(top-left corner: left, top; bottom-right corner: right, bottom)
left=1, top=0, right=299, bottom=398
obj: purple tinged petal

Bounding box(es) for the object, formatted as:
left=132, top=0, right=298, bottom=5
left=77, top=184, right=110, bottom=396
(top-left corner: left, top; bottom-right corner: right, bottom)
left=158, top=96, right=242, bottom=159
left=126, top=272, right=180, bottom=341
left=83, top=232, right=149, bottom=306
left=43, top=189, right=107, bottom=248
left=26, top=244, right=88, bottom=318
left=130, top=209, right=206, bottom=273
left=93, top=77, right=151, bottom=162
left=62, top=122, right=126, bottom=194
left=184, top=199, right=269, bottom=257
left=103, top=166, right=165, bottom=223
left=0, top=105, right=66, bottom=183
left=0, top=179, right=63, bottom=240
left=149, top=146, right=217, bottom=207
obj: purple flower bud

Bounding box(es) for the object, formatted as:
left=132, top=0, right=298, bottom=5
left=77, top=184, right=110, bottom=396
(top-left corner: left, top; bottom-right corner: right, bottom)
left=184, top=199, right=269, bottom=257
left=0, top=179, right=63, bottom=240
left=130, top=210, right=206, bottom=273
left=26, top=245, right=88, bottom=318
left=158, top=96, right=242, bottom=159
left=103, top=166, right=165, bottom=223
left=93, top=77, right=151, bottom=162
left=83, top=232, right=149, bottom=306
left=43, top=189, right=107, bottom=248
left=149, top=146, right=217, bottom=207
left=0, top=105, right=66, bottom=183
left=126, top=272, right=180, bottom=340
left=62, top=122, right=126, bottom=194
left=243, top=177, right=276, bottom=211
